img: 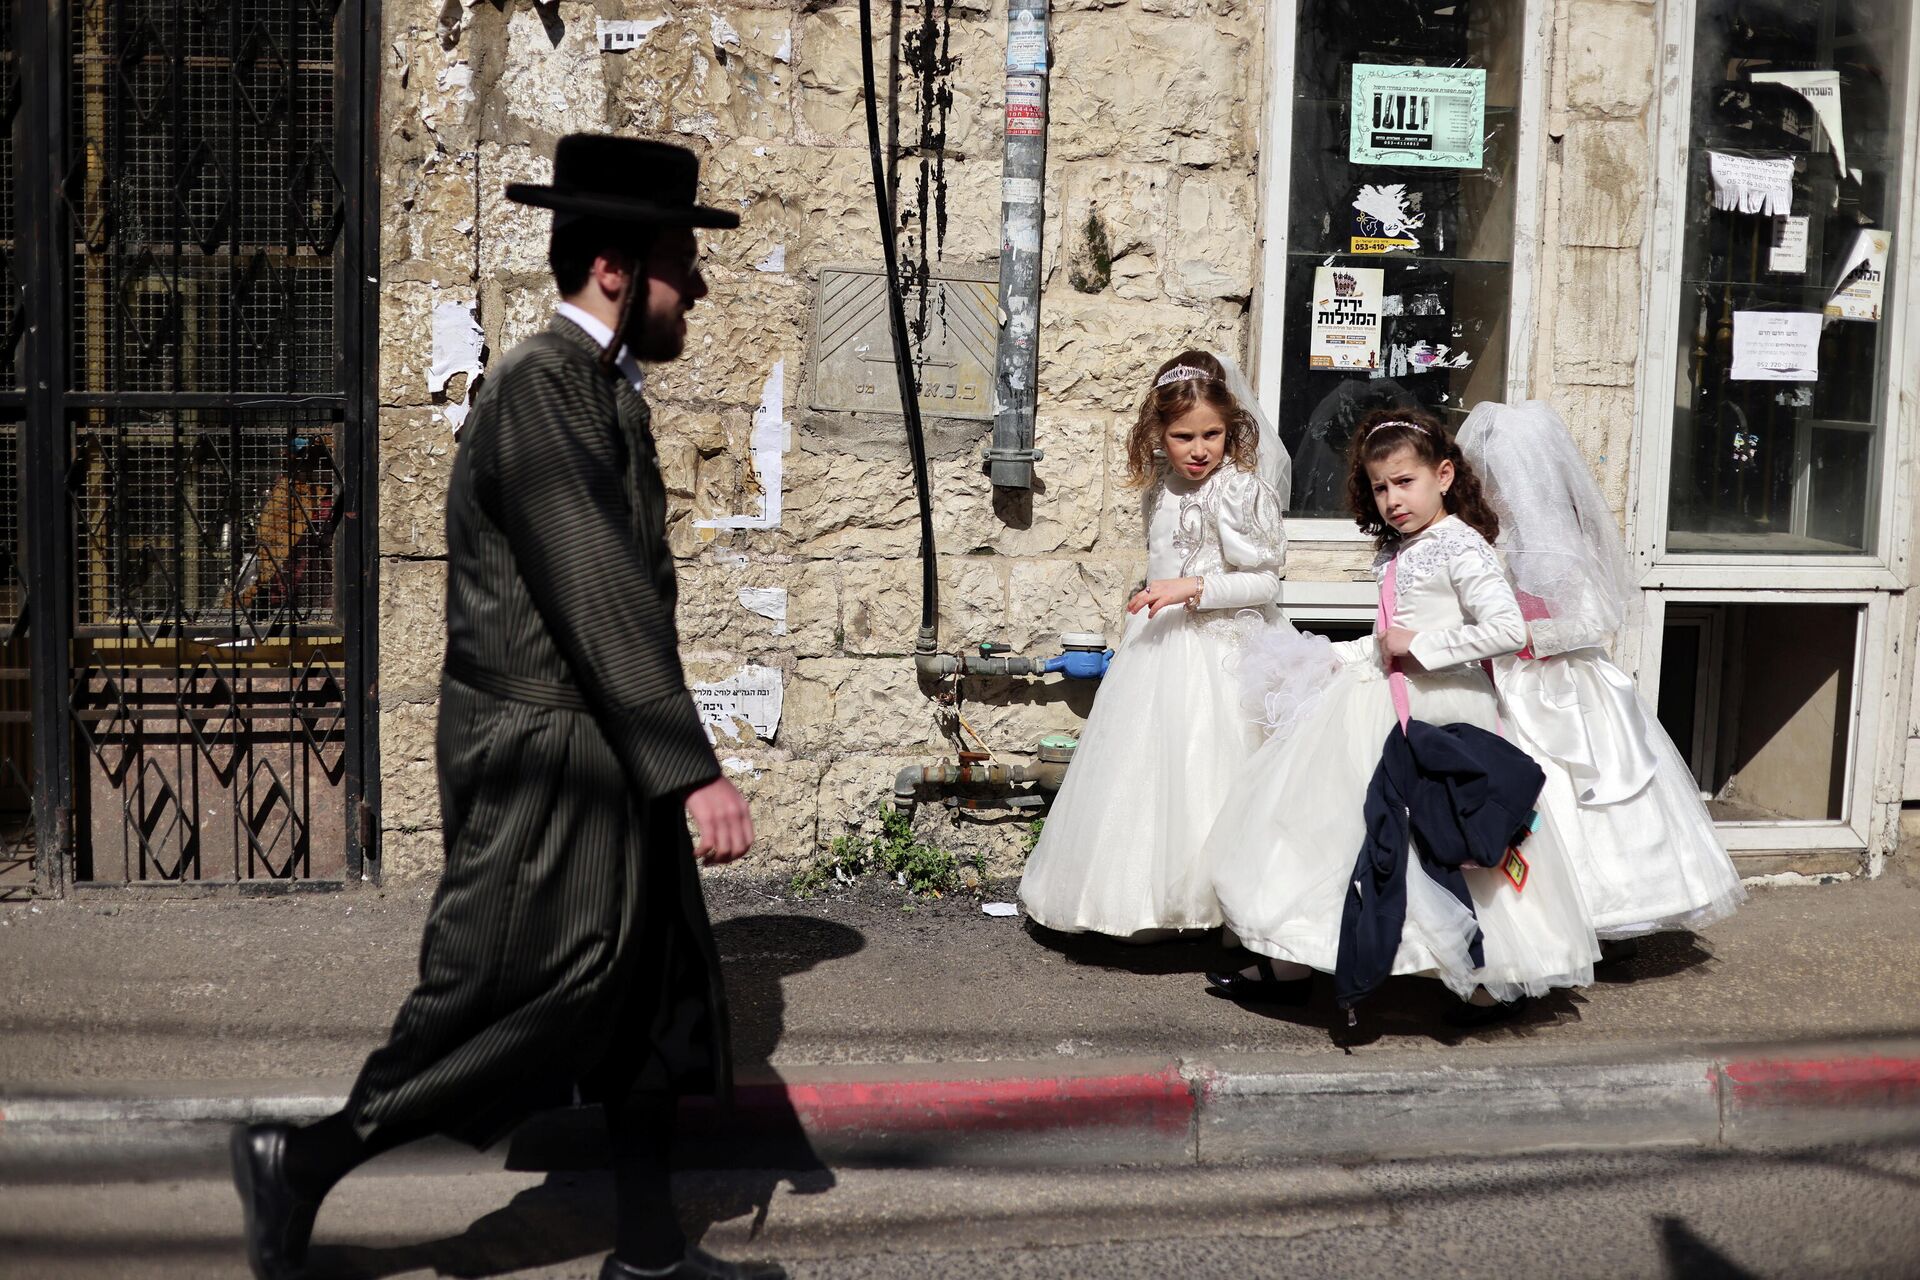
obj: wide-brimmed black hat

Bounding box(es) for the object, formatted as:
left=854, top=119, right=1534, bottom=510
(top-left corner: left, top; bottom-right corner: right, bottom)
left=505, top=134, right=740, bottom=230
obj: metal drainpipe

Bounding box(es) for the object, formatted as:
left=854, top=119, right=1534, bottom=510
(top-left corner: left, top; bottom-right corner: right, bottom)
left=987, top=0, right=1049, bottom=490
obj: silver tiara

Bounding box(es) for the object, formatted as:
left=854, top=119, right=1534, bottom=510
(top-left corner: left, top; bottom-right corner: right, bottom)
left=1365, top=418, right=1429, bottom=440
left=1154, top=364, right=1212, bottom=389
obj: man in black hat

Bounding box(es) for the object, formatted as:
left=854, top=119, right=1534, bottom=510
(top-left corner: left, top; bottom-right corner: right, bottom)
left=230, top=136, right=781, bottom=1280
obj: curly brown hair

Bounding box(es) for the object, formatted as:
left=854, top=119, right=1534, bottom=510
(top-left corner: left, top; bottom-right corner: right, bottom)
left=1124, top=350, right=1260, bottom=487
left=1346, top=407, right=1500, bottom=548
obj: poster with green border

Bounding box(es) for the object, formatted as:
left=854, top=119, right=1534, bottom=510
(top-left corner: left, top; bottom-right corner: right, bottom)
left=1349, top=64, right=1486, bottom=169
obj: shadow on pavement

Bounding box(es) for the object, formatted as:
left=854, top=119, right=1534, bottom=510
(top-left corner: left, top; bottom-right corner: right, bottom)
left=1023, top=920, right=1239, bottom=976
left=306, top=914, right=864, bottom=1279
left=1656, top=1214, right=1761, bottom=1278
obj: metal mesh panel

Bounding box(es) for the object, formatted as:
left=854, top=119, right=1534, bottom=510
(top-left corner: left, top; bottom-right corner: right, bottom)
left=1, top=415, right=28, bottom=897
left=71, top=409, right=341, bottom=633
left=66, top=0, right=339, bottom=394
left=0, top=420, right=20, bottom=637
left=67, top=406, right=347, bottom=883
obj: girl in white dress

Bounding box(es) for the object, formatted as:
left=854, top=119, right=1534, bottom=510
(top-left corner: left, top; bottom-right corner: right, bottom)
left=1207, top=410, right=1599, bottom=1017
left=1459, top=401, right=1745, bottom=940
left=1019, top=350, right=1300, bottom=940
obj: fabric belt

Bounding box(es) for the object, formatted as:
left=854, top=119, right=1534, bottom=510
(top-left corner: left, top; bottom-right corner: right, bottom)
left=444, top=656, right=591, bottom=712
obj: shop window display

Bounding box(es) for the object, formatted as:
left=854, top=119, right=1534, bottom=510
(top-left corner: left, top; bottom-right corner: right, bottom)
left=1276, top=0, right=1524, bottom=517
left=1666, top=0, right=1909, bottom=554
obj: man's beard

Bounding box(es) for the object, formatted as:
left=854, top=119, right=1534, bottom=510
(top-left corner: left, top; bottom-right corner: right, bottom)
left=630, top=303, right=684, bottom=363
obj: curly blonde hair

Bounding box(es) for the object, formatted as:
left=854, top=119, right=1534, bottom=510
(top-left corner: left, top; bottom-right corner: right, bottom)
left=1124, top=350, right=1260, bottom=488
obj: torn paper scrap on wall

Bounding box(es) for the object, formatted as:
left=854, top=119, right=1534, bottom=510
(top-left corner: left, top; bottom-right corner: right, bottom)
left=695, top=362, right=790, bottom=531
left=755, top=245, right=787, bottom=273
left=1750, top=70, right=1846, bottom=176
left=737, top=586, right=789, bottom=635
left=597, top=18, right=668, bottom=52
left=693, top=664, right=784, bottom=743
left=430, top=300, right=486, bottom=435
left=1708, top=152, right=1794, bottom=216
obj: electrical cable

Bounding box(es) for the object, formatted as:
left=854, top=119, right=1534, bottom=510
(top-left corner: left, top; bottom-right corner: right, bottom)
left=858, top=0, right=940, bottom=636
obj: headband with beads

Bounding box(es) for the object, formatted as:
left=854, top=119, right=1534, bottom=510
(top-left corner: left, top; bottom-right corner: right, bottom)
left=1365, top=418, right=1430, bottom=440
left=1153, top=364, right=1214, bottom=389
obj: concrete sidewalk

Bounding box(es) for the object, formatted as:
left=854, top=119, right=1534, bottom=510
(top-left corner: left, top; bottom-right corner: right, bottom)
left=4, top=863, right=1919, bottom=1168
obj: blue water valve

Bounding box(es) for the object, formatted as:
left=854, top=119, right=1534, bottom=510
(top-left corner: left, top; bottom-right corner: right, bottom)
left=1043, top=631, right=1112, bottom=680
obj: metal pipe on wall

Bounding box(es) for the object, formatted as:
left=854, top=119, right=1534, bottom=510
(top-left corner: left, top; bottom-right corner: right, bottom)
left=987, top=0, right=1049, bottom=491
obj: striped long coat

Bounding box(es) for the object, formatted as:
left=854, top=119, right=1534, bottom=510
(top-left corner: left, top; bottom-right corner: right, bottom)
left=346, top=316, right=730, bottom=1149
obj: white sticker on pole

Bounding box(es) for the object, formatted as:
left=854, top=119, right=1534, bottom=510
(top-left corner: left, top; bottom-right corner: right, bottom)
left=1006, top=76, right=1045, bottom=137
left=1006, top=11, right=1048, bottom=74
left=1002, top=177, right=1041, bottom=206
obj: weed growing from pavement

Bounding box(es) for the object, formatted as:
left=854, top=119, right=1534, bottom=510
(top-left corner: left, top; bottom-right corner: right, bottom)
left=791, top=803, right=974, bottom=899
left=1020, top=818, right=1044, bottom=860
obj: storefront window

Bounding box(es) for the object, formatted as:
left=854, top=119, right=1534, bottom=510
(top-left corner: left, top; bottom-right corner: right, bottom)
left=1657, top=602, right=1861, bottom=821
left=1275, top=0, right=1525, bottom=517
left=1666, top=0, right=1910, bottom=554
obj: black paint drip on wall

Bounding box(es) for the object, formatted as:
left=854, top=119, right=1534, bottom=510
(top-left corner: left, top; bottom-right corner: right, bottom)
left=900, top=0, right=957, bottom=374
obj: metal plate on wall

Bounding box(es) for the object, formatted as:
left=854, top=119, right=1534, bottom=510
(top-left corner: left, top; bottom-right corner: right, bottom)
left=809, top=264, right=998, bottom=422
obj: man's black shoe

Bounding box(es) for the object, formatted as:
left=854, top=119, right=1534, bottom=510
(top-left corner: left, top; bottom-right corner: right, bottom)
left=600, top=1246, right=788, bottom=1279
left=230, top=1122, right=320, bottom=1280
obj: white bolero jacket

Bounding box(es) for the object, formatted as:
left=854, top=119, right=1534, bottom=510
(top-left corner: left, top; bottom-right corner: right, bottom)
left=1143, top=466, right=1287, bottom=612
left=1335, top=515, right=1528, bottom=672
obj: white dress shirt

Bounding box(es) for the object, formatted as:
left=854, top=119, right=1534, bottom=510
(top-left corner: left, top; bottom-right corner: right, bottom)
left=554, top=300, right=645, bottom=393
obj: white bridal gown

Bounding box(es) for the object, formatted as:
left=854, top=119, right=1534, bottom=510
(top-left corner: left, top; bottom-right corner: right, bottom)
left=1019, top=465, right=1288, bottom=938
left=1209, top=516, right=1600, bottom=1001
left=1495, top=619, right=1746, bottom=939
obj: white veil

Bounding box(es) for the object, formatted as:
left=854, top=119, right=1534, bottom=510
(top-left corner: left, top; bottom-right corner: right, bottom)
left=1214, top=351, right=1335, bottom=743
left=1217, top=352, right=1292, bottom=508
left=1457, top=400, right=1631, bottom=654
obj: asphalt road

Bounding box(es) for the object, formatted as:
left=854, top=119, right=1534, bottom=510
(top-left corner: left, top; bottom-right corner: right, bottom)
left=4, top=1140, right=1918, bottom=1279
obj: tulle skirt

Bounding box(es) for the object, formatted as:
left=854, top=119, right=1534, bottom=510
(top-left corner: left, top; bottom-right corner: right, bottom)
left=1207, top=660, right=1600, bottom=1002
left=1018, top=605, right=1272, bottom=938
left=1500, top=653, right=1746, bottom=938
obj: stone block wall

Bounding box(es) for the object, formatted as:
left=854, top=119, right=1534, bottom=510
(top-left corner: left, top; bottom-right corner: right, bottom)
left=374, top=0, right=1264, bottom=880
left=1530, top=0, right=1660, bottom=520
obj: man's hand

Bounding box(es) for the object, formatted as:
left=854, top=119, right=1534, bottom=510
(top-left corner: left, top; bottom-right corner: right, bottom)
left=685, top=776, right=754, bottom=865
left=1381, top=626, right=1420, bottom=663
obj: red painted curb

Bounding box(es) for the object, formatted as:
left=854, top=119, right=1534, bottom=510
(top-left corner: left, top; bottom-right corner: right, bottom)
left=1722, top=1056, right=1920, bottom=1107
left=684, top=1065, right=1196, bottom=1137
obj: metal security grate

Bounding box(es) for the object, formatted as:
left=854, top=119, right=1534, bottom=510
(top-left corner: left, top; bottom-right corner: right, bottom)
left=71, top=410, right=341, bottom=633
left=0, top=0, right=20, bottom=394
left=29, top=0, right=372, bottom=887
left=65, top=0, right=340, bottom=395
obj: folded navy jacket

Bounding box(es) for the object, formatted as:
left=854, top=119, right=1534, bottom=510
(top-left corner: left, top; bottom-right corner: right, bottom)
left=1336, top=719, right=1546, bottom=1011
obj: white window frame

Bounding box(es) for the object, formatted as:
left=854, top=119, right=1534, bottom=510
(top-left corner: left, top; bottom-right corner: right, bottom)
left=1249, top=0, right=1554, bottom=543
left=1276, top=577, right=1378, bottom=624
left=1634, top=589, right=1886, bottom=854
left=1628, top=0, right=1920, bottom=591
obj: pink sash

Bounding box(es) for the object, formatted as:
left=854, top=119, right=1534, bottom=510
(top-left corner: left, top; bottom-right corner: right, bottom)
left=1377, top=554, right=1501, bottom=734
